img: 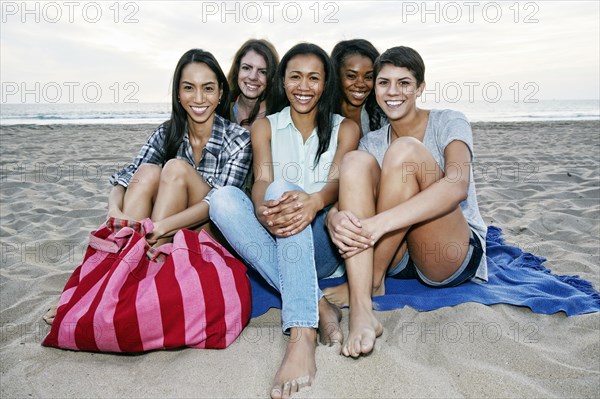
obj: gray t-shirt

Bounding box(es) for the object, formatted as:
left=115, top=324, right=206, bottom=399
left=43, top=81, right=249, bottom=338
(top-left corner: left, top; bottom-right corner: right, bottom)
left=358, top=109, right=488, bottom=282
left=360, top=106, right=388, bottom=136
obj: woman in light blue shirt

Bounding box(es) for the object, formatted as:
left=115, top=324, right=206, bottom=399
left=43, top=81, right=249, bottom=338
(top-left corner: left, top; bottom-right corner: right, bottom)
left=210, top=43, right=359, bottom=399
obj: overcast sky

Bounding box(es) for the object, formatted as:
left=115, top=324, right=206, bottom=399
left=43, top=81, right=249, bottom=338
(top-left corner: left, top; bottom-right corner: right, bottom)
left=1, top=1, right=599, bottom=104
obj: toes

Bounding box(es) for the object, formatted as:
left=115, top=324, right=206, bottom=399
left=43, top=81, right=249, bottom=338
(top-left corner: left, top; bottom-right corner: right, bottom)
left=43, top=307, right=57, bottom=325
left=341, top=336, right=362, bottom=357
left=271, top=385, right=282, bottom=399
left=342, top=328, right=378, bottom=357
left=359, top=329, right=376, bottom=354
left=360, top=337, right=375, bottom=354
left=319, top=322, right=343, bottom=346
left=282, top=381, right=292, bottom=399
left=272, top=376, right=313, bottom=398
left=290, top=380, right=299, bottom=396
left=341, top=343, right=351, bottom=357
left=352, top=337, right=362, bottom=358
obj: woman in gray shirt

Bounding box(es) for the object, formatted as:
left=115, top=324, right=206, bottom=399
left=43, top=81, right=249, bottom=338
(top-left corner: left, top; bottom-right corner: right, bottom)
left=324, top=46, right=487, bottom=359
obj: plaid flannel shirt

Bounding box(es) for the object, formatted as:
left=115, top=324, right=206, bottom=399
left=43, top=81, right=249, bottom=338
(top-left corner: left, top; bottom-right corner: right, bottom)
left=110, top=114, right=251, bottom=204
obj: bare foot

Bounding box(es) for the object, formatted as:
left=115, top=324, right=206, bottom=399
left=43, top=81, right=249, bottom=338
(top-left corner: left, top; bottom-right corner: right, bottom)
left=270, top=327, right=317, bottom=399
left=322, top=282, right=349, bottom=307
left=43, top=306, right=57, bottom=325
left=342, top=304, right=383, bottom=358
left=317, top=297, right=343, bottom=347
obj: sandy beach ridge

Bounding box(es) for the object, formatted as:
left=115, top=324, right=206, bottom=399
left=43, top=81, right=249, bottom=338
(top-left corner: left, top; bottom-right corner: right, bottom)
left=1, top=120, right=598, bottom=398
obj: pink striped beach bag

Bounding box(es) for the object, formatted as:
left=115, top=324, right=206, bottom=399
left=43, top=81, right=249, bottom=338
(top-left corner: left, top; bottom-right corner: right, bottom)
left=42, top=218, right=251, bottom=352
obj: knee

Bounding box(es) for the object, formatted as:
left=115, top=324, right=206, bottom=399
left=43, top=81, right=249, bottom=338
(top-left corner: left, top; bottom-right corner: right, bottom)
left=264, top=179, right=302, bottom=201
left=382, top=137, right=424, bottom=170
left=209, top=186, right=246, bottom=221
left=160, top=159, right=193, bottom=182
left=340, top=151, right=378, bottom=178
left=129, top=164, right=161, bottom=190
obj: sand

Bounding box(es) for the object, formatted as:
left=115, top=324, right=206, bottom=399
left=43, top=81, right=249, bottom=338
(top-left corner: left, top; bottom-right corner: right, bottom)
left=1, top=121, right=599, bottom=398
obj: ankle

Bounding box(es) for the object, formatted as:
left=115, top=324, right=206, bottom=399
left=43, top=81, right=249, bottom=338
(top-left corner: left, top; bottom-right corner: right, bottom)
left=288, top=327, right=317, bottom=343
left=318, top=296, right=330, bottom=309
left=349, top=297, right=373, bottom=313
left=372, top=275, right=385, bottom=291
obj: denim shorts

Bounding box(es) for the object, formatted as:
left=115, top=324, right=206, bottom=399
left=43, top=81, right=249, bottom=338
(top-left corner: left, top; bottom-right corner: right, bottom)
left=386, top=229, right=484, bottom=288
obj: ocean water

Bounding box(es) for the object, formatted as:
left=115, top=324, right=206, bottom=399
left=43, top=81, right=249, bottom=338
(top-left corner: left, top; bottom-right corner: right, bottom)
left=0, top=103, right=171, bottom=126
left=0, top=100, right=598, bottom=125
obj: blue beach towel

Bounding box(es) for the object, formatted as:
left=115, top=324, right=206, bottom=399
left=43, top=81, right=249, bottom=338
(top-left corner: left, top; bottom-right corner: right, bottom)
left=248, top=226, right=600, bottom=318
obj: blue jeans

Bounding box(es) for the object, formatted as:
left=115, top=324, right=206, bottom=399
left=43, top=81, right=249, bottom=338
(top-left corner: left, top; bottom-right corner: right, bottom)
left=209, top=179, right=342, bottom=332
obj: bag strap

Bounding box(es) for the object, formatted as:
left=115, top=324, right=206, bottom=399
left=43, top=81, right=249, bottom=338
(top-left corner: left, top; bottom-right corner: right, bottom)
left=88, top=217, right=155, bottom=254
left=146, top=243, right=173, bottom=262
left=106, top=217, right=143, bottom=233
left=88, top=234, right=121, bottom=253
left=107, top=217, right=154, bottom=236
left=108, top=218, right=173, bottom=261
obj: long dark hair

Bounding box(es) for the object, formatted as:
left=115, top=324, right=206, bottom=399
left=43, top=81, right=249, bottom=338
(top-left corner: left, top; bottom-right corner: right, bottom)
left=269, top=42, right=338, bottom=165
left=331, top=38, right=384, bottom=132
left=227, top=39, right=279, bottom=126
left=164, top=49, right=230, bottom=163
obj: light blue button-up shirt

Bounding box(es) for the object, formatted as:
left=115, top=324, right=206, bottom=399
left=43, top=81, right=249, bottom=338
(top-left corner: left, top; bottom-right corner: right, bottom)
left=267, top=106, right=344, bottom=194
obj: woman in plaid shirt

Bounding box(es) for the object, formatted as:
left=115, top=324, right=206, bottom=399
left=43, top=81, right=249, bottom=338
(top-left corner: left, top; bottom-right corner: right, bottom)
left=107, top=49, right=252, bottom=247
left=43, top=49, right=252, bottom=326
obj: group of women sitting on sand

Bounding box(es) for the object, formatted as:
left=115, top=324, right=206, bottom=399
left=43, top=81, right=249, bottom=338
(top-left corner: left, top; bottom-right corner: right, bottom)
left=45, top=38, right=488, bottom=399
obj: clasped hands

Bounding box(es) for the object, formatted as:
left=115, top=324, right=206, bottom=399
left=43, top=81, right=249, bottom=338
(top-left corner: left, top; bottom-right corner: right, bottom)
left=257, top=190, right=319, bottom=237
left=326, top=209, right=384, bottom=259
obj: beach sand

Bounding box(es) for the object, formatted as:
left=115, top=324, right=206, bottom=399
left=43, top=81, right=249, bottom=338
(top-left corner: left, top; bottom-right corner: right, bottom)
left=1, top=121, right=598, bottom=398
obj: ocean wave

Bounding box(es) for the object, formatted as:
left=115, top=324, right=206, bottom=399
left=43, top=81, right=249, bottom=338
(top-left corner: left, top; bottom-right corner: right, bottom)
left=1, top=101, right=598, bottom=125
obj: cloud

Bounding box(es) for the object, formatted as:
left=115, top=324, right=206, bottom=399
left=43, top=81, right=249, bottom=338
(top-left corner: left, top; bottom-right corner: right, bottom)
left=1, top=0, right=598, bottom=102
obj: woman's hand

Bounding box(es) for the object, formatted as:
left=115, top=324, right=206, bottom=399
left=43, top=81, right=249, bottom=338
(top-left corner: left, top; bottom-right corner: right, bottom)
left=326, top=208, right=374, bottom=257
left=256, top=189, right=328, bottom=237
left=144, top=220, right=166, bottom=246
left=263, top=191, right=321, bottom=237
left=354, top=214, right=386, bottom=247
left=256, top=192, right=299, bottom=235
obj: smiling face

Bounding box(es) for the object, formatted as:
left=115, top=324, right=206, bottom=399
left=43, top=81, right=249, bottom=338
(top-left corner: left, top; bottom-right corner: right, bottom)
left=339, top=54, right=374, bottom=108
left=375, top=64, right=424, bottom=121
left=237, top=50, right=268, bottom=100
left=178, top=62, right=223, bottom=126
left=283, top=54, right=325, bottom=116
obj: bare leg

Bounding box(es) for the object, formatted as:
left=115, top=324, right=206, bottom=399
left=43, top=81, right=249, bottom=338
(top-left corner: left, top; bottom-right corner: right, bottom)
left=270, top=327, right=317, bottom=399
left=121, top=164, right=162, bottom=220
left=337, top=151, right=384, bottom=357
left=150, top=159, right=211, bottom=245
left=373, top=137, right=471, bottom=283
left=322, top=282, right=349, bottom=307
left=370, top=138, right=426, bottom=294
left=317, top=297, right=343, bottom=347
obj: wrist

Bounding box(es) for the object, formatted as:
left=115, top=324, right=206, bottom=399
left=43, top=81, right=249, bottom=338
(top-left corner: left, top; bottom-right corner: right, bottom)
left=325, top=207, right=338, bottom=230
left=309, top=192, right=325, bottom=211
left=373, top=213, right=389, bottom=236
left=152, top=220, right=166, bottom=238
left=107, top=208, right=121, bottom=219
